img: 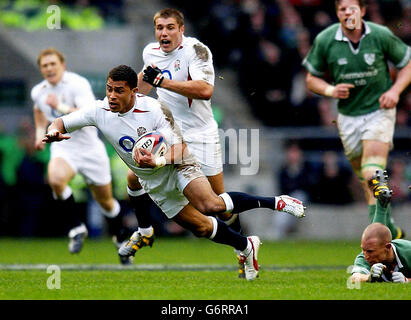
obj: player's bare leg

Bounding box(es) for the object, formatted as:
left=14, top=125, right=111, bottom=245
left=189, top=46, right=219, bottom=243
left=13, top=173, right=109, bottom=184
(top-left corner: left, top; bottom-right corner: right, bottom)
left=350, top=140, right=403, bottom=238
left=361, top=140, right=390, bottom=205
left=183, top=177, right=305, bottom=218
left=48, top=157, right=86, bottom=253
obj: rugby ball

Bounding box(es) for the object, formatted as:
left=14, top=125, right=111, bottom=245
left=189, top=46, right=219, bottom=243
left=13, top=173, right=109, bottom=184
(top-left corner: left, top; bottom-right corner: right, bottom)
left=132, top=131, right=168, bottom=164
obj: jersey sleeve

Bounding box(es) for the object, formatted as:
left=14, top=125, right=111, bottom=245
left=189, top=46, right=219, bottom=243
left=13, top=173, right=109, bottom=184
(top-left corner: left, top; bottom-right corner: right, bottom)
left=381, top=26, right=411, bottom=68
left=62, top=104, right=97, bottom=133
left=351, top=253, right=371, bottom=275
left=187, top=42, right=215, bottom=86
left=141, top=44, right=152, bottom=71
left=302, top=36, right=327, bottom=77
left=72, top=78, right=96, bottom=109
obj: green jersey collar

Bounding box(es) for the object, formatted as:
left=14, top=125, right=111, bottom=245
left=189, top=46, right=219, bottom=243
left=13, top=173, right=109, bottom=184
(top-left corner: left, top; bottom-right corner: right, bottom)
left=335, top=21, right=371, bottom=42
left=334, top=21, right=371, bottom=55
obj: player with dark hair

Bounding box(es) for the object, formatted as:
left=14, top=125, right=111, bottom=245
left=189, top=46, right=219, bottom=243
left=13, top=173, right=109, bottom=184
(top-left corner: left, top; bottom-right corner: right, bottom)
left=303, top=0, right=411, bottom=238
left=42, top=64, right=306, bottom=281
left=32, top=48, right=129, bottom=262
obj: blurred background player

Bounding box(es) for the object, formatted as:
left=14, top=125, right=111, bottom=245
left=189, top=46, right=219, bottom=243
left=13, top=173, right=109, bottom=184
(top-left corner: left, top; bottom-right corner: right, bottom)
left=32, top=48, right=129, bottom=262
left=303, top=0, right=411, bottom=239
left=350, top=170, right=411, bottom=283
left=126, top=8, right=246, bottom=277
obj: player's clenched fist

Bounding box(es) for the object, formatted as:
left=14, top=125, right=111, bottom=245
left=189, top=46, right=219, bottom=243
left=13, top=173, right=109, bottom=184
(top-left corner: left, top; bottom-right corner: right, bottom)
left=143, top=66, right=164, bottom=87
left=368, top=263, right=385, bottom=282
left=392, top=271, right=409, bottom=283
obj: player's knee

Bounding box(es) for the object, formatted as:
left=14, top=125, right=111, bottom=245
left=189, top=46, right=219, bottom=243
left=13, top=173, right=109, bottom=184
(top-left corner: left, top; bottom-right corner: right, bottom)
left=197, top=198, right=225, bottom=215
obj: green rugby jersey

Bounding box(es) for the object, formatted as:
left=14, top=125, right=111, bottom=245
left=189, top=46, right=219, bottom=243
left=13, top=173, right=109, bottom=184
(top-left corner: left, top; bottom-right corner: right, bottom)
left=352, top=239, right=411, bottom=281
left=303, top=21, right=411, bottom=116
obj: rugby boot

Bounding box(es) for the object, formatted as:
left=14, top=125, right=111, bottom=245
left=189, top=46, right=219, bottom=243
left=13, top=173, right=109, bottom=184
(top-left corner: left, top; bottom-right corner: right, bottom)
left=118, top=230, right=155, bottom=258
left=369, top=170, right=392, bottom=208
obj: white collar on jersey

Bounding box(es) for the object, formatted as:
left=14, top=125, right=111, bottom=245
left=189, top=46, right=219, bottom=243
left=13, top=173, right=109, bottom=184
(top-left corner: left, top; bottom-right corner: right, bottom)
left=45, top=70, right=68, bottom=87
left=335, top=20, right=371, bottom=42
left=391, top=242, right=404, bottom=269
left=335, top=21, right=371, bottom=54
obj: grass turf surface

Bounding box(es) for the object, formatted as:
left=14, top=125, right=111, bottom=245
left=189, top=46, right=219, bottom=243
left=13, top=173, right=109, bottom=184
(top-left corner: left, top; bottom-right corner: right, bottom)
left=0, top=237, right=410, bottom=300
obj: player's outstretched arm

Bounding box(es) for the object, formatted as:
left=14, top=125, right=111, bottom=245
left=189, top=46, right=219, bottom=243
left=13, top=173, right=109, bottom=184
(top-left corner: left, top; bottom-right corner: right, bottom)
left=379, top=59, right=411, bottom=109
left=33, top=107, right=49, bottom=151
left=42, top=118, right=71, bottom=143
left=306, top=73, right=354, bottom=99
left=350, top=273, right=371, bottom=283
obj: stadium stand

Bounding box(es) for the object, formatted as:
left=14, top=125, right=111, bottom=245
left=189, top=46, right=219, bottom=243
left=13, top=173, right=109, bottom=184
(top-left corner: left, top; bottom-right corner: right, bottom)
left=0, top=0, right=409, bottom=239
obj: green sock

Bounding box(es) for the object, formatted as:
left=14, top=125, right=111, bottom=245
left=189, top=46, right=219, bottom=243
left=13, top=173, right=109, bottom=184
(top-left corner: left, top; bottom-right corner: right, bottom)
left=372, top=202, right=387, bottom=225
left=371, top=202, right=399, bottom=238
left=385, top=203, right=399, bottom=239
left=368, top=204, right=376, bottom=223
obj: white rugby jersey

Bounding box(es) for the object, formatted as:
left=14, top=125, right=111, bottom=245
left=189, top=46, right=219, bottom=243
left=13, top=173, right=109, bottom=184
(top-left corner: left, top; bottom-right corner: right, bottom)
left=31, top=71, right=101, bottom=149
left=142, top=35, right=219, bottom=144
left=62, top=94, right=192, bottom=188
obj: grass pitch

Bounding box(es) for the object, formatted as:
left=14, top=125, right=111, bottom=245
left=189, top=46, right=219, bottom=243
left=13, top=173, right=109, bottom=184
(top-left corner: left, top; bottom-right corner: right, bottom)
left=0, top=237, right=410, bottom=300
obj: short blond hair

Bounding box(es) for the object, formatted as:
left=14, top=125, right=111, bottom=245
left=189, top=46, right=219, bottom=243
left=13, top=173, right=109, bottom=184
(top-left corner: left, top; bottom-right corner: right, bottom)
left=153, top=8, right=184, bottom=27
left=37, top=48, right=65, bottom=66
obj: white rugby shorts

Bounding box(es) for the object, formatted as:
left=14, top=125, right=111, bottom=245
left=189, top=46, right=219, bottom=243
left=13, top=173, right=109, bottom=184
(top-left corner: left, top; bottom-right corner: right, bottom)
left=50, top=141, right=112, bottom=186
left=337, top=108, right=396, bottom=160
left=137, top=163, right=204, bottom=219
left=186, top=141, right=223, bottom=176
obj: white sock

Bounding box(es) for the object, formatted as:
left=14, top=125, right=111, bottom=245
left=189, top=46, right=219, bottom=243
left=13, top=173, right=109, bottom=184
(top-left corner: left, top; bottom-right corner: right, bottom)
left=100, top=199, right=120, bottom=218
left=127, top=186, right=146, bottom=197
left=241, top=239, right=252, bottom=257
left=52, top=186, right=72, bottom=200
left=208, top=216, right=218, bottom=239
left=219, top=193, right=234, bottom=213
left=138, top=226, right=153, bottom=237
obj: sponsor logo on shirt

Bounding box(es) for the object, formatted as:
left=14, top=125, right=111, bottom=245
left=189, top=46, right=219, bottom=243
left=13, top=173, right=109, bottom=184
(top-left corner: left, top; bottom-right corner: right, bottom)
left=174, top=59, right=180, bottom=72
left=137, top=127, right=147, bottom=137
left=364, top=53, right=375, bottom=65
left=338, top=58, right=348, bottom=65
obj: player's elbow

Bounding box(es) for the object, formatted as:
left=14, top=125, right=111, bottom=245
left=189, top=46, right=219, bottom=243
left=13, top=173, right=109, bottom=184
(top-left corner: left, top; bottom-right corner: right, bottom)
left=197, top=84, right=213, bottom=100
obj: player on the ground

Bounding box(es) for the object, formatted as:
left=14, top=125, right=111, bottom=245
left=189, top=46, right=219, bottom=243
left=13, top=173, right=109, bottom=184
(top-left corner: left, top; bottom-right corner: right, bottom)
left=303, top=0, right=411, bottom=239
left=127, top=8, right=246, bottom=277
left=350, top=170, right=411, bottom=283
left=32, top=48, right=129, bottom=262
left=42, top=65, right=306, bottom=281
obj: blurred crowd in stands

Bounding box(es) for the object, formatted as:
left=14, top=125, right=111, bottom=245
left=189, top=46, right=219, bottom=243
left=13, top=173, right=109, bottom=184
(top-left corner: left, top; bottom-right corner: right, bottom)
left=168, top=0, right=411, bottom=128
left=0, top=116, right=409, bottom=238
left=0, top=0, right=409, bottom=238
left=0, top=0, right=125, bottom=30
